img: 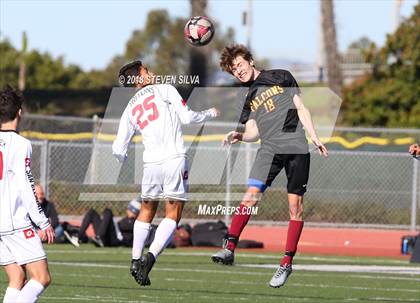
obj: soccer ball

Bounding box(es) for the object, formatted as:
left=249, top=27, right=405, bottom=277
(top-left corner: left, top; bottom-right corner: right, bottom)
left=184, top=16, right=215, bottom=46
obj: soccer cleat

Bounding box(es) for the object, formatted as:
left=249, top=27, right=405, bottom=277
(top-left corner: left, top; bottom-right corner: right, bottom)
left=211, top=248, right=234, bottom=265
left=90, top=235, right=104, bottom=248
left=130, top=259, right=140, bottom=277
left=137, top=252, right=155, bottom=286
left=269, top=264, right=293, bottom=288
left=63, top=230, right=80, bottom=247
left=130, top=259, right=150, bottom=286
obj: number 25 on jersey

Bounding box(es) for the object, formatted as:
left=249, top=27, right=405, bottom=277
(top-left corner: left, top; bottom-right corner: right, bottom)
left=132, top=94, right=160, bottom=130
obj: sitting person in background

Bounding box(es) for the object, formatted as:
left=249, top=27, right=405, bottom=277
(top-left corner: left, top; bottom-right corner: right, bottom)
left=409, top=143, right=419, bottom=157
left=69, top=200, right=140, bottom=247
left=35, top=184, right=65, bottom=243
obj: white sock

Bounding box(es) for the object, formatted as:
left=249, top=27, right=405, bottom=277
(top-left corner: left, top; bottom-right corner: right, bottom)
left=3, top=287, right=20, bottom=303
left=149, top=218, right=177, bottom=259
left=16, top=279, right=45, bottom=303
left=132, top=220, right=151, bottom=259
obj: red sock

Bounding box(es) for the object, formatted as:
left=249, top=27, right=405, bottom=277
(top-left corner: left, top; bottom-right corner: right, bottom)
left=281, top=220, right=304, bottom=266
left=226, top=204, right=251, bottom=251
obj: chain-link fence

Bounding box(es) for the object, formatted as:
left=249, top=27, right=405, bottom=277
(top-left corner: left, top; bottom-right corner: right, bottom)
left=22, top=114, right=420, bottom=229
left=30, top=138, right=419, bottom=230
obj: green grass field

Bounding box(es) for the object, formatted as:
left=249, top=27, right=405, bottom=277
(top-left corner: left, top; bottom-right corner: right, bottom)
left=1, top=245, right=419, bottom=303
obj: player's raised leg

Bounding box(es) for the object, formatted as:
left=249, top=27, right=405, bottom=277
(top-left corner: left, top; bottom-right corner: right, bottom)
left=137, top=200, right=184, bottom=286
left=212, top=186, right=261, bottom=265
left=130, top=200, right=157, bottom=284
left=270, top=153, right=309, bottom=287
left=269, top=195, right=304, bottom=288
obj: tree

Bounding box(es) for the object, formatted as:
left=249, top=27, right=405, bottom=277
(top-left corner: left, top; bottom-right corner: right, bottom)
left=348, top=36, right=373, bottom=50
left=341, top=3, right=420, bottom=127
left=321, top=0, right=343, bottom=96
left=0, top=38, right=91, bottom=90
left=0, top=39, right=20, bottom=88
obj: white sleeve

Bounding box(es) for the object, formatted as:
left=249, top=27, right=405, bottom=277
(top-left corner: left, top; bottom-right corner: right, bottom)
left=20, top=143, right=50, bottom=230
left=167, top=85, right=216, bottom=125
left=112, top=105, right=136, bottom=162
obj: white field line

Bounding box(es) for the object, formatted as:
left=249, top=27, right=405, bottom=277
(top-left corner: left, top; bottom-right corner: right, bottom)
left=299, top=272, right=420, bottom=282
left=31, top=294, right=420, bottom=303
left=45, top=249, right=412, bottom=265
left=239, top=264, right=420, bottom=275
left=53, top=270, right=420, bottom=284
left=50, top=261, right=420, bottom=279
left=162, top=277, right=420, bottom=293
left=343, top=299, right=420, bottom=302
left=41, top=296, right=153, bottom=303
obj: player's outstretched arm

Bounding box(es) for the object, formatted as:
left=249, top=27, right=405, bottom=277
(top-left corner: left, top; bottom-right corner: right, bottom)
left=168, top=85, right=219, bottom=124
left=293, top=95, right=328, bottom=157
left=223, top=119, right=259, bottom=146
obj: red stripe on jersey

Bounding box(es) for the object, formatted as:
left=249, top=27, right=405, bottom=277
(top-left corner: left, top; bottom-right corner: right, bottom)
left=0, top=151, right=3, bottom=180
left=182, top=99, right=187, bottom=107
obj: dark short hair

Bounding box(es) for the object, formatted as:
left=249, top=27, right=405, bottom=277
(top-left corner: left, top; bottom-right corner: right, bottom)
left=220, top=44, right=253, bottom=74
left=0, top=85, right=24, bottom=124
left=118, top=60, right=143, bottom=87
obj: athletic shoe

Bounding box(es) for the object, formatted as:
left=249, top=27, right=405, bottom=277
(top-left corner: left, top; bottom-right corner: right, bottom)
left=269, top=264, right=292, bottom=288
left=137, top=252, right=155, bottom=286
left=90, top=236, right=104, bottom=248
left=211, top=248, right=234, bottom=265
left=130, top=259, right=150, bottom=286
left=63, top=230, right=80, bottom=247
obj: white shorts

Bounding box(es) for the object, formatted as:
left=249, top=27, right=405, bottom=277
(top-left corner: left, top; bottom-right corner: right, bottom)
left=0, top=228, right=46, bottom=266
left=141, top=156, right=188, bottom=201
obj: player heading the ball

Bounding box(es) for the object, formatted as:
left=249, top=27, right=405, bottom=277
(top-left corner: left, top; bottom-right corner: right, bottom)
left=113, top=60, right=220, bottom=286
left=211, top=44, right=328, bottom=288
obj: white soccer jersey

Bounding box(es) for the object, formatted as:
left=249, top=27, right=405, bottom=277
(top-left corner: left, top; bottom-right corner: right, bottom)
left=113, top=84, right=216, bottom=163
left=0, top=130, right=50, bottom=235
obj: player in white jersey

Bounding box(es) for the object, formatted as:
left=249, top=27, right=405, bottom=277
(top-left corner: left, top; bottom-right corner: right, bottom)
left=113, top=61, right=219, bottom=286
left=0, top=86, right=55, bottom=303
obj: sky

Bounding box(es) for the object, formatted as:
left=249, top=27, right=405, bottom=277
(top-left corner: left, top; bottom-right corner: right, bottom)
left=0, top=0, right=417, bottom=71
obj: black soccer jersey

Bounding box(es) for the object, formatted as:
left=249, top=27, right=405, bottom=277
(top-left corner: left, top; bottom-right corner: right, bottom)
left=239, top=69, right=308, bottom=153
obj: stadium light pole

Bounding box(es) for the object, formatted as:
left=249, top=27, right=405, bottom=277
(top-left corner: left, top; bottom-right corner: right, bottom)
left=393, top=0, right=404, bottom=32
left=243, top=0, right=252, bottom=50
left=18, top=31, right=28, bottom=91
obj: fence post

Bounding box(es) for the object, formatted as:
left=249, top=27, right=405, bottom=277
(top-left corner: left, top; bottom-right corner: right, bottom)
left=40, top=140, right=49, bottom=199
left=245, top=143, right=251, bottom=181
left=225, top=147, right=231, bottom=226
left=411, top=158, right=418, bottom=231
left=90, top=115, right=99, bottom=184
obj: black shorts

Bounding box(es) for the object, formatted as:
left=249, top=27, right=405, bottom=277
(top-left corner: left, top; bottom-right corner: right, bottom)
left=248, top=149, right=310, bottom=196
